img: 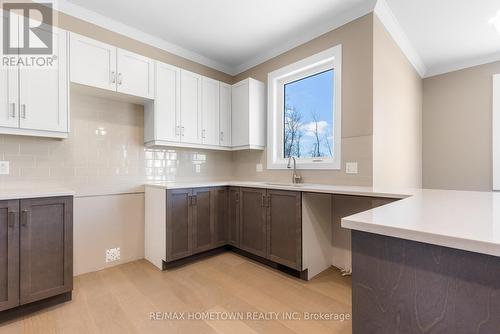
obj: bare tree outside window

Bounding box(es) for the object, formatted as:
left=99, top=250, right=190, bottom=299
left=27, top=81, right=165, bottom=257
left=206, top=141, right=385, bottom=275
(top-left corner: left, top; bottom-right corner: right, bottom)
left=283, top=69, right=334, bottom=160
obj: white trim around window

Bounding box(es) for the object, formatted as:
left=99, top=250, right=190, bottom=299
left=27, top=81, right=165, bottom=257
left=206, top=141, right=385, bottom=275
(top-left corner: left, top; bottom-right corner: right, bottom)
left=493, top=74, right=500, bottom=190
left=267, top=44, right=342, bottom=170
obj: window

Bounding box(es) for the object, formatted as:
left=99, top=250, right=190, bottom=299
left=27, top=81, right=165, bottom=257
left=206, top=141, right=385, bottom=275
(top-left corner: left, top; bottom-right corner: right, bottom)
left=267, top=45, right=342, bottom=170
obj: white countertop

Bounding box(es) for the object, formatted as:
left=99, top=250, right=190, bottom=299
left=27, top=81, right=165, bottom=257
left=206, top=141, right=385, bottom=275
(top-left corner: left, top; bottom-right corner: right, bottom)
left=145, top=181, right=412, bottom=199
left=342, top=189, right=500, bottom=257
left=146, top=181, right=500, bottom=257
left=0, top=184, right=75, bottom=200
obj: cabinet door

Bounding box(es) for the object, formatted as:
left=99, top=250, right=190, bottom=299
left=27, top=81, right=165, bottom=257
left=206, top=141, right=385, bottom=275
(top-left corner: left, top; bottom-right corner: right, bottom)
left=19, top=197, right=73, bottom=305
left=116, top=48, right=154, bottom=99
left=180, top=70, right=202, bottom=144
left=219, top=83, right=231, bottom=146
left=69, top=32, right=117, bottom=91
left=19, top=29, right=68, bottom=132
left=192, top=188, right=213, bottom=254
left=201, top=77, right=220, bottom=145
left=239, top=188, right=267, bottom=257
left=154, top=62, right=180, bottom=142
left=228, top=187, right=240, bottom=247
left=213, top=187, right=228, bottom=247
left=0, top=200, right=19, bottom=311
left=267, top=190, right=302, bottom=270
left=166, top=189, right=192, bottom=261
left=0, top=16, right=19, bottom=129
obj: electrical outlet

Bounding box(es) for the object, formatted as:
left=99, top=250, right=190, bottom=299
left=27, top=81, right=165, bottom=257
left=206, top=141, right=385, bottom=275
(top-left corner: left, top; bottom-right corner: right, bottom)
left=105, top=247, right=121, bottom=263
left=256, top=164, right=263, bottom=172
left=195, top=164, right=201, bottom=173
left=346, top=162, right=358, bottom=174
left=0, top=161, right=9, bottom=175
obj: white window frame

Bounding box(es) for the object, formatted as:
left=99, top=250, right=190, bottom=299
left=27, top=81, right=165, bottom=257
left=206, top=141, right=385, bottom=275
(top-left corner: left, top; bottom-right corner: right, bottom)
left=267, top=44, right=342, bottom=170
left=493, top=74, right=500, bottom=190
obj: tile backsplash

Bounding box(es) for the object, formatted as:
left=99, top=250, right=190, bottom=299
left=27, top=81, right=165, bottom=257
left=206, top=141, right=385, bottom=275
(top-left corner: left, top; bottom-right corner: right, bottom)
left=0, top=93, right=233, bottom=195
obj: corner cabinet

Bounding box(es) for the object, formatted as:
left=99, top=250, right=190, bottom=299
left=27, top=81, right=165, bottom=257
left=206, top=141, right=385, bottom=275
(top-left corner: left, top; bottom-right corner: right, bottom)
left=145, top=185, right=301, bottom=271
left=144, top=62, right=265, bottom=151
left=0, top=28, right=69, bottom=138
left=69, top=33, right=154, bottom=100
left=0, top=196, right=73, bottom=313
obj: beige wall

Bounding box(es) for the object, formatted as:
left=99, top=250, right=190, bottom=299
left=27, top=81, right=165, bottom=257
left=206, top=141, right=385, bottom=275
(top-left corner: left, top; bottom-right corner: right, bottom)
left=423, top=61, right=500, bottom=191
left=233, top=14, right=375, bottom=186
left=372, top=16, right=422, bottom=188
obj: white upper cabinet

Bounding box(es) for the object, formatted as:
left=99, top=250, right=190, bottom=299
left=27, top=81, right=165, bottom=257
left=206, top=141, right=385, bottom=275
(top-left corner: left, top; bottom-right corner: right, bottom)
left=219, top=82, right=231, bottom=147
left=144, top=61, right=180, bottom=144
left=201, top=77, right=220, bottom=146
left=232, top=78, right=265, bottom=150
left=0, top=67, right=18, bottom=130
left=19, top=29, right=68, bottom=133
left=0, top=16, right=18, bottom=130
left=0, top=23, right=69, bottom=138
left=116, top=49, right=154, bottom=99
left=69, top=33, right=154, bottom=99
left=70, top=33, right=117, bottom=92
left=180, top=70, right=202, bottom=144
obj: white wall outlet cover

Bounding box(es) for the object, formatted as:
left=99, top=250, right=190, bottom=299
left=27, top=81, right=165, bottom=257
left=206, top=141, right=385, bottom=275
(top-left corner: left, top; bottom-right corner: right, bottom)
left=0, top=161, right=9, bottom=175
left=105, top=247, right=121, bottom=263
left=256, top=164, right=263, bottom=172
left=195, top=164, right=201, bottom=173
left=346, top=162, right=358, bottom=174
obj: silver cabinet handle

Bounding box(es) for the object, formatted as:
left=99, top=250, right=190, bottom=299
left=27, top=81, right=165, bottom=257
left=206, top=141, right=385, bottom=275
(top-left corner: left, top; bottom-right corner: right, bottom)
left=175, top=125, right=180, bottom=137
left=202, top=129, right=206, bottom=139
left=21, top=209, right=29, bottom=227
left=118, top=73, right=123, bottom=85
left=110, top=71, right=116, bottom=84
left=9, top=103, right=16, bottom=118
left=21, top=104, right=26, bottom=119
left=220, top=131, right=224, bottom=142
left=8, top=212, right=15, bottom=228
left=181, top=126, right=185, bottom=136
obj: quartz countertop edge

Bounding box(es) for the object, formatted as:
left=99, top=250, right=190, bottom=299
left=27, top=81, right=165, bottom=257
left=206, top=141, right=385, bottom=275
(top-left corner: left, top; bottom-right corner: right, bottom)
left=0, top=187, right=76, bottom=200
left=144, top=181, right=413, bottom=199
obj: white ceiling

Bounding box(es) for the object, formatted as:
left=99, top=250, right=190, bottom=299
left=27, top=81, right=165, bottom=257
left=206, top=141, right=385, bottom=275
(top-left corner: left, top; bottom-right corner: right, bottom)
left=386, top=0, right=500, bottom=77
left=59, top=0, right=500, bottom=77
left=61, top=0, right=375, bottom=75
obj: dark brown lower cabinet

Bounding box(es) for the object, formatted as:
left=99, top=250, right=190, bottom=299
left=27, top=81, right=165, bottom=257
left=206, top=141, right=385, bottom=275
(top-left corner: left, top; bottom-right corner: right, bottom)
left=212, top=187, right=228, bottom=248
left=227, top=187, right=240, bottom=247
left=192, top=188, right=213, bottom=254
left=266, top=190, right=302, bottom=270
left=166, top=189, right=192, bottom=262
left=0, top=196, right=73, bottom=313
left=19, top=197, right=73, bottom=305
left=239, top=188, right=267, bottom=258
left=0, top=201, right=19, bottom=312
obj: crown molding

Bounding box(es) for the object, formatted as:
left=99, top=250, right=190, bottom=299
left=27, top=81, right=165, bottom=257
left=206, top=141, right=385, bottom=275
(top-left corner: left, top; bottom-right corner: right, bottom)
left=233, top=0, right=377, bottom=75
left=51, top=0, right=235, bottom=75
left=374, top=0, right=427, bottom=78
left=425, top=52, right=500, bottom=78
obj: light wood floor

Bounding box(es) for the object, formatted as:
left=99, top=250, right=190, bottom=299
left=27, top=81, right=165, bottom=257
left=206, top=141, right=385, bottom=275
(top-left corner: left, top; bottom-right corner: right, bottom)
left=0, top=252, right=352, bottom=334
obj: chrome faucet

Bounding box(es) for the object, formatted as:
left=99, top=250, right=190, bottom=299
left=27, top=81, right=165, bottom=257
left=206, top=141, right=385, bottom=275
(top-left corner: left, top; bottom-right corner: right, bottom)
left=287, top=156, right=302, bottom=184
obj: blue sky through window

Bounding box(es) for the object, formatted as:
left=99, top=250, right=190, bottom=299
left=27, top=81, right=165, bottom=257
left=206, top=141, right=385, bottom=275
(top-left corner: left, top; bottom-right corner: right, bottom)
left=284, top=69, right=334, bottom=158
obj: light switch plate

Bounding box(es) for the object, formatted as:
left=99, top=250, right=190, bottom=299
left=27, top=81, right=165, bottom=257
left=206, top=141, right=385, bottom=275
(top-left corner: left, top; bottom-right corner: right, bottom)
left=256, top=164, right=263, bottom=172
left=346, top=162, right=358, bottom=174
left=0, top=161, right=9, bottom=175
